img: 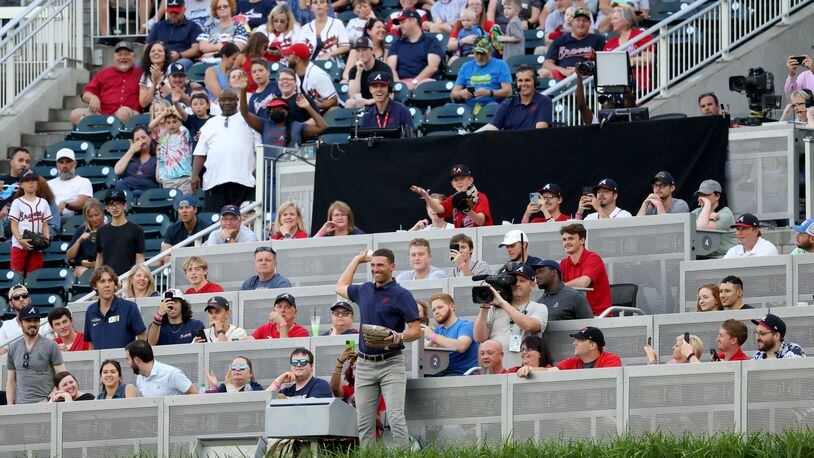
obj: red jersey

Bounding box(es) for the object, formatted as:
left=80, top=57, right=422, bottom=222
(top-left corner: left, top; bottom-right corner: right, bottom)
left=55, top=332, right=91, bottom=351
left=185, top=281, right=224, bottom=295
left=251, top=322, right=309, bottom=339
left=604, top=28, right=653, bottom=90
left=556, top=352, right=622, bottom=370
left=439, top=192, right=493, bottom=228
left=718, top=348, right=749, bottom=361
left=530, top=213, right=570, bottom=223
left=560, top=249, right=611, bottom=316
left=271, top=229, right=309, bottom=240
left=82, top=66, right=142, bottom=115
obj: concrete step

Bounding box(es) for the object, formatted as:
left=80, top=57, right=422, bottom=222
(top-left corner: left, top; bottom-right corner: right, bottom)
left=49, top=108, right=74, bottom=122
left=62, top=95, right=85, bottom=109
left=21, top=132, right=67, bottom=148
left=35, top=121, right=74, bottom=132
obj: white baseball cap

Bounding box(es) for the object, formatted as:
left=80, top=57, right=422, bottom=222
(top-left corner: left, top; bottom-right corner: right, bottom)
left=55, top=148, right=76, bottom=161
left=498, top=230, right=528, bottom=247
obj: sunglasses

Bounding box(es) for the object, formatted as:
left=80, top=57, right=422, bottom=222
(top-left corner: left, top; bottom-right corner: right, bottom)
left=290, top=359, right=311, bottom=367
left=11, top=293, right=30, bottom=301
left=23, top=351, right=30, bottom=369
left=332, top=310, right=352, bottom=317
left=231, top=364, right=249, bottom=371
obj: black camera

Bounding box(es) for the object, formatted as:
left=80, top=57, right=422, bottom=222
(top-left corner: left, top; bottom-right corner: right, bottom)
left=472, top=274, right=516, bottom=303
left=576, top=61, right=595, bottom=77
left=728, top=67, right=781, bottom=122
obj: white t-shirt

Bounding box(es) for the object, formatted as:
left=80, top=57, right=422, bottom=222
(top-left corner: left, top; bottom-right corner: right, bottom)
left=421, top=222, right=454, bottom=231
left=192, top=114, right=259, bottom=190
left=584, top=207, right=633, bottom=220
left=203, top=324, right=248, bottom=341
left=345, top=17, right=368, bottom=42
left=8, top=196, right=52, bottom=250
left=297, top=63, right=338, bottom=105
left=48, top=175, right=93, bottom=218
left=485, top=300, right=548, bottom=368
left=723, top=237, right=779, bottom=259
left=0, top=317, right=52, bottom=344
left=298, top=18, right=349, bottom=60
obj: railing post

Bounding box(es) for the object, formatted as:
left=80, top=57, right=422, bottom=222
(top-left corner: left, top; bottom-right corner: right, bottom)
left=657, top=25, right=668, bottom=97
left=780, top=0, right=791, bottom=25
left=720, top=0, right=731, bottom=61
left=806, top=137, right=814, bottom=220
left=3, top=41, right=13, bottom=116
left=76, top=0, right=84, bottom=63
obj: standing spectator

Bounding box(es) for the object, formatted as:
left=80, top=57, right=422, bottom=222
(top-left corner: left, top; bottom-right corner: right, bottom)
left=521, top=183, right=568, bottom=223
left=724, top=213, right=779, bottom=259
left=113, top=126, right=159, bottom=198
left=409, top=193, right=453, bottom=232
left=191, top=88, right=260, bottom=212
left=150, top=104, right=194, bottom=195
left=449, top=233, right=491, bottom=277
left=495, top=0, right=525, bottom=61
left=205, top=356, right=264, bottom=392
left=246, top=59, right=280, bottom=119
left=95, top=189, right=145, bottom=276
left=183, top=92, right=212, bottom=150
left=314, top=200, right=365, bottom=237
left=790, top=219, right=814, bottom=255
left=410, top=164, right=494, bottom=228
left=576, top=178, right=633, bottom=220
left=698, top=92, right=721, bottom=116
left=719, top=275, right=752, bottom=311
left=0, top=286, right=51, bottom=356
left=269, top=348, right=333, bottom=397
left=345, top=0, right=377, bottom=43
left=451, top=38, right=513, bottom=107
left=183, top=256, right=225, bottom=294
left=475, top=339, right=506, bottom=374
left=423, top=293, right=479, bottom=376
left=254, top=3, right=301, bottom=53
left=541, top=8, right=605, bottom=80
left=147, top=289, right=206, bottom=346
left=84, top=266, right=147, bottom=350
left=271, top=202, right=309, bottom=240
left=323, top=301, right=359, bottom=335
left=345, top=36, right=393, bottom=108
left=395, top=238, right=448, bottom=281
left=125, top=339, right=199, bottom=396
left=555, top=326, right=622, bottom=369
left=203, top=43, right=241, bottom=101
left=233, top=34, right=272, bottom=93
left=5, top=306, right=66, bottom=405
left=249, top=293, right=310, bottom=338
left=206, top=204, right=258, bottom=245
left=430, top=0, right=468, bottom=34
left=510, top=335, right=556, bottom=376
left=48, top=149, right=94, bottom=222
left=693, top=179, right=737, bottom=258
left=240, top=246, right=292, bottom=290
left=357, top=71, right=415, bottom=137
left=695, top=283, right=723, bottom=312
left=752, top=314, right=806, bottom=359
left=385, top=0, right=429, bottom=33
left=66, top=200, right=104, bottom=277
left=479, top=65, right=553, bottom=131
left=387, top=9, right=443, bottom=90
left=237, top=0, right=275, bottom=29
left=714, top=319, right=750, bottom=361
left=291, top=0, right=337, bottom=26
left=200, top=296, right=248, bottom=341
left=784, top=54, right=814, bottom=98
left=449, top=0, right=495, bottom=55
left=299, top=0, right=350, bottom=65
left=531, top=259, right=593, bottom=320
left=146, top=0, right=203, bottom=70
left=9, top=169, right=51, bottom=274
left=0, top=148, right=31, bottom=238
left=499, top=229, right=543, bottom=266
left=636, top=171, right=689, bottom=216
left=48, top=308, right=90, bottom=352
left=284, top=43, right=340, bottom=113
left=198, top=0, right=250, bottom=60
left=69, top=41, right=142, bottom=124
left=603, top=6, right=652, bottom=89
left=138, top=41, right=171, bottom=109
left=490, top=0, right=540, bottom=31
left=98, top=360, right=140, bottom=399
left=161, top=196, right=210, bottom=262
left=124, top=265, right=160, bottom=299
left=559, top=223, right=611, bottom=316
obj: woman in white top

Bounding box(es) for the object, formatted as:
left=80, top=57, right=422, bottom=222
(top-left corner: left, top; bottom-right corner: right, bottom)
left=139, top=41, right=170, bottom=109
left=253, top=3, right=301, bottom=62
left=410, top=192, right=454, bottom=231
left=298, top=0, right=350, bottom=67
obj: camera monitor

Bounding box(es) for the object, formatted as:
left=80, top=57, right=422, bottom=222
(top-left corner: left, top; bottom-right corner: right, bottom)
left=354, top=127, right=403, bottom=140
left=595, top=51, right=631, bottom=93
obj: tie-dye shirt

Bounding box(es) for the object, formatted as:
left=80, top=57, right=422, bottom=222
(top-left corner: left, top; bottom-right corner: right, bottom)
left=157, top=126, right=192, bottom=180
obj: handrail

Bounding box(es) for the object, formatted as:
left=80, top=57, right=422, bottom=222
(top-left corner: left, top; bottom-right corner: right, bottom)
left=0, top=0, right=44, bottom=38
left=597, top=306, right=645, bottom=318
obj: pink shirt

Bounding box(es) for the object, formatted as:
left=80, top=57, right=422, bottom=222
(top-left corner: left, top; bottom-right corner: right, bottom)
left=785, top=70, right=814, bottom=98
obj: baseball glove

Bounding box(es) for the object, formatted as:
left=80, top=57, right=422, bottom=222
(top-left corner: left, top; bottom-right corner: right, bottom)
left=362, top=324, right=398, bottom=350
left=22, top=230, right=50, bottom=252
left=451, top=184, right=479, bottom=213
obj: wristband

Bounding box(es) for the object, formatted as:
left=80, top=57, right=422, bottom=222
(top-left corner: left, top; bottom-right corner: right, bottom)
left=332, top=370, right=342, bottom=375
left=271, top=380, right=281, bottom=390
left=458, top=262, right=467, bottom=270
left=153, top=314, right=163, bottom=323
left=429, top=333, right=437, bottom=343
left=153, top=320, right=162, bottom=326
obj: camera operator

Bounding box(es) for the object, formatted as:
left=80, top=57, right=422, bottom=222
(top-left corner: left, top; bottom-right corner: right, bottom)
left=784, top=54, right=814, bottom=99
left=575, top=71, right=636, bottom=125
left=473, top=262, right=548, bottom=369
left=779, top=89, right=814, bottom=128
left=540, top=8, right=605, bottom=81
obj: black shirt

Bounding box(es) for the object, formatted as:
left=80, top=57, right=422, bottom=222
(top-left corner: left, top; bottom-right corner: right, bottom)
left=347, top=60, right=393, bottom=100
left=96, top=221, right=145, bottom=275
left=184, top=115, right=210, bottom=150
left=163, top=217, right=210, bottom=246
left=68, top=225, right=98, bottom=267
left=538, top=283, right=594, bottom=321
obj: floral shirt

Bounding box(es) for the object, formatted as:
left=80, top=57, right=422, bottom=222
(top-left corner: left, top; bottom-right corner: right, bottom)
left=752, top=341, right=806, bottom=360
left=157, top=126, right=192, bottom=180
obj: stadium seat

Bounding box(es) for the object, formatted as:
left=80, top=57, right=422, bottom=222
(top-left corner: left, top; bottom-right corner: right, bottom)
left=40, top=140, right=95, bottom=166
left=195, top=189, right=207, bottom=209
left=324, top=108, right=360, bottom=134
left=334, top=82, right=349, bottom=99
left=71, top=269, right=94, bottom=296
left=197, top=212, right=220, bottom=226
left=0, top=269, right=23, bottom=296
left=420, top=103, right=471, bottom=133
left=93, top=139, right=131, bottom=166
left=445, top=56, right=474, bottom=79
left=407, top=107, right=424, bottom=131
left=383, top=33, right=398, bottom=46
left=135, top=188, right=182, bottom=215
left=93, top=188, right=135, bottom=212
left=128, top=213, right=171, bottom=239
left=470, top=102, right=500, bottom=130
left=381, top=0, right=399, bottom=8
left=67, top=114, right=123, bottom=146
left=312, top=60, right=341, bottom=82
left=144, top=238, right=164, bottom=260
left=524, top=29, right=546, bottom=52
left=610, top=283, right=639, bottom=309
left=119, top=113, right=152, bottom=138
left=25, top=268, right=74, bottom=301
left=58, top=214, right=86, bottom=241
left=28, top=293, right=64, bottom=315
left=338, top=9, right=356, bottom=22
left=76, top=165, right=115, bottom=191
left=506, top=54, right=546, bottom=74
left=433, top=33, right=450, bottom=53
left=410, top=80, right=454, bottom=108
left=32, top=165, right=59, bottom=179
left=0, top=242, right=10, bottom=265
left=537, top=77, right=557, bottom=91
left=42, top=241, right=70, bottom=268
left=319, top=133, right=351, bottom=144
left=392, top=82, right=411, bottom=103
left=187, top=62, right=215, bottom=84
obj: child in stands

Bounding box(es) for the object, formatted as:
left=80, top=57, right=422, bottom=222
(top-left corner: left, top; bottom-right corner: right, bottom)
left=346, top=0, right=376, bottom=42
left=9, top=170, right=52, bottom=274
left=150, top=104, right=193, bottom=195
left=451, top=9, right=485, bottom=63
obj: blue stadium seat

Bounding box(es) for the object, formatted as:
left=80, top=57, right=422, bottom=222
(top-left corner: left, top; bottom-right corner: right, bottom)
left=384, top=33, right=398, bottom=46
left=58, top=214, right=87, bottom=241
left=312, top=59, right=342, bottom=82
left=28, top=293, right=64, bottom=315
left=144, top=238, right=164, bottom=260
left=506, top=54, right=546, bottom=74
left=445, top=56, right=474, bottom=80
left=433, top=33, right=450, bottom=53
left=0, top=269, right=23, bottom=296
left=71, top=269, right=94, bottom=297
left=40, top=140, right=96, bottom=167
left=392, top=82, right=411, bottom=103
left=25, top=267, right=74, bottom=301
left=524, top=29, right=546, bottom=52
left=76, top=165, right=116, bottom=191
left=0, top=243, right=10, bottom=266
left=420, top=103, right=471, bottom=133
left=135, top=188, right=182, bottom=215
left=409, top=80, right=454, bottom=108
left=470, top=102, right=501, bottom=130
left=338, top=9, right=356, bottom=23
left=128, top=213, right=172, bottom=239
left=334, top=82, right=350, bottom=99
left=43, top=241, right=70, bottom=268
left=407, top=106, right=424, bottom=131
left=537, top=77, right=557, bottom=91
left=32, top=165, right=59, bottom=179
left=187, top=62, right=215, bottom=84
left=93, top=139, right=131, bottom=166
left=119, top=113, right=151, bottom=138
left=67, top=114, right=123, bottom=146
left=324, top=108, right=360, bottom=133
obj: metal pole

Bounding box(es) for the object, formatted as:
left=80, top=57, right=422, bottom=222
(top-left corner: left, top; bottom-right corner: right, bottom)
left=806, top=137, right=813, bottom=220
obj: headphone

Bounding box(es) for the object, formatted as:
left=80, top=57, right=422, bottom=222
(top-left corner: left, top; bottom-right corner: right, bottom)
left=801, top=88, right=814, bottom=108
left=515, top=65, right=538, bottom=93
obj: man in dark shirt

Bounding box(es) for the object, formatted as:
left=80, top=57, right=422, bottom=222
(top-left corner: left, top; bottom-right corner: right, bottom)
left=146, top=0, right=202, bottom=70
left=269, top=347, right=333, bottom=397
left=542, top=8, right=606, bottom=80
left=346, top=37, right=393, bottom=108
left=95, top=189, right=145, bottom=276
left=386, top=9, right=443, bottom=89
left=359, top=71, right=414, bottom=138
left=480, top=65, right=553, bottom=131
left=530, top=259, right=593, bottom=320
left=147, top=289, right=206, bottom=346
left=237, top=0, right=275, bottom=29
left=160, top=195, right=209, bottom=265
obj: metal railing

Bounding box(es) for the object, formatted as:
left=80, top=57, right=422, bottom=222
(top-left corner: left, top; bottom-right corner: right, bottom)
left=0, top=0, right=83, bottom=116
left=89, top=0, right=160, bottom=45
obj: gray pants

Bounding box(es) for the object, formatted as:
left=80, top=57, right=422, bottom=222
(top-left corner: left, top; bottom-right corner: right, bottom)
left=355, top=353, right=409, bottom=448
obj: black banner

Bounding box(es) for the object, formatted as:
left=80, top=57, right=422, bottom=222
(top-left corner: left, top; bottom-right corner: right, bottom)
left=312, top=116, right=729, bottom=234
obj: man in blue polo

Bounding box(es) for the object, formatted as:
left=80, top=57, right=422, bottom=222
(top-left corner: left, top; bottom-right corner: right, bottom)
left=146, top=0, right=202, bottom=70
left=84, top=266, right=147, bottom=350
left=479, top=65, right=553, bottom=131
left=160, top=195, right=210, bottom=265
left=451, top=38, right=513, bottom=108
left=359, top=71, right=414, bottom=138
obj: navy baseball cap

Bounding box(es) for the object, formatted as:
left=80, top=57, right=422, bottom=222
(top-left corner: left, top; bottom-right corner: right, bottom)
left=792, top=219, right=814, bottom=236
left=174, top=195, right=199, bottom=210
left=593, top=178, right=619, bottom=193
left=353, top=36, right=374, bottom=49
left=114, top=41, right=134, bottom=52
left=500, top=261, right=535, bottom=280
left=450, top=164, right=472, bottom=178
left=367, top=71, right=393, bottom=86
left=205, top=296, right=230, bottom=311
left=537, top=183, right=562, bottom=196
left=651, top=171, right=675, bottom=186
left=168, top=63, right=186, bottom=76
left=275, top=293, right=297, bottom=308
left=752, top=313, right=786, bottom=338
left=330, top=301, right=354, bottom=313
left=528, top=259, right=562, bottom=275
left=104, top=189, right=127, bottom=203
left=18, top=169, right=39, bottom=181
left=731, top=213, right=759, bottom=228
left=570, top=326, right=605, bottom=347
left=220, top=204, right=240, bottom=217
left=166, top=0, right=185, bottom=12
left=19, top=305, right=41, bottom=321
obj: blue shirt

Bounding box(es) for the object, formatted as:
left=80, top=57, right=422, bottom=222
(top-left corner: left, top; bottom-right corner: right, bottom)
left=359, top=100, right=414, bottom=138
left=388, top=33, right=444, bottom=79
left=434, top=318, right=479, bottom=375
left=248, top=84, right=282, bottom=119
left=98, top=384, right=127, bottom=399
left=240, top=273, right=292, bottom=290
left=454, top=58, right=512, bottom=106
left=184, top=114, right=210, bottom=150
left=136, top=360, right=193, bottom=397
left=164, top=217, right=210, bottom=246
left=347, top=280, right=419, bottom=355
left=278, top=376, right=333, bottom=398
left=154, top=319, right=206, bottom=345
left=146, top=18, right=202, bottom=54
left=261, top=119, right=307, bottom=148
left=236, top=0, right=275, bottom=29
left=83, top=297, right=147, bottom=350
left=490, top=92, right=553, bottom=131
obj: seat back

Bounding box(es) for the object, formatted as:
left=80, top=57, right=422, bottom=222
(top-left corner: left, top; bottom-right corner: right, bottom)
left=28, top=293, right=64, bottom=313
left=312, top=60, right=341, bottom=82
left=94, top=139, right=131, bottom=165
left=41, top=141, right=96, bottom=166
left=0, top=269, right=24, bottom=296
left=324, top=108, right=360, bottom=133
left=470, top=102, right=500, bottom=130
left=69, top=115, right=123, bottom=145
left=26, top=268, right=74, bottom=300
left=43, top=241, right=71, bottom=268
left=524, top=29, right=546, bottom=51
left=445, top=56, right=473, bottom=79
left=422, top=103, right=471, bottom=132
left=610, top=283, right=639, bottom=308
left=506, top=54, right=546, bottom=74
left=410, top=81, right=455, bottom=108
left=391, top=82, right=412, bottom=103
left=76, top=165, right=115, bottom=191
left=187, top=62, right=215, bottom=84
left=120, top=113, right=152, bottom=137
left=135, top=188, right=182, bottom=213
left=128, top=213, right=172, bottom=238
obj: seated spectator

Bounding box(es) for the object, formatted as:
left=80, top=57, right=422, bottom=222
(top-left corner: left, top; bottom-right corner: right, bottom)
left=8, top=170, right=51, bottom=275
left=696, top=283, right=723, bottom=312
left=64, top=198, right=103, bottom=277
left=713, top=319, right=751, bottom=361
left=555, top=326, right=622, bottom=369
left=84, top=266, right=148, bottom=350
left=449, top=233, right=491, bottom=277
left=147, top=0, right=202, bottom=70
left=423, top=293, right=479, bottom=376
left=531, top=259, right=593, bottom=320
left=138, top=42, right=171, bottom=109
left=95, top=189, right=145, bottom=276
left=409, top=193, right=453, bottom=231
left=544, top=3, right=588, bottom=44
left=114, top=126, right=159, bottom=198
left=780, top=89, right=814, bottom=127
left=724, top=213, right=779, bottom=258
left=494, top=0, right=525, bottom=60
left=48, top=305, right=90, bottom=352
left=147, top=289, right=206, bottom=345
left=541, top=9, right=605, bottom=80
left=299, top=0, right=350, bottom=66
left=479, top=65, right=553, bottom=131
left=449, top=0, right=494, bottom=55
left=643, top=333, right=702, bottom=365
left=345, top=36, right=393, bottom=108
left=636, top=171, right=689, bottom=216
left=149, top=104, right=194, bottom=195
left=784, top=54, right=814, bottom=98
left=451, top=38, right=512, bottom=107
left=698, top=92, right=721, bottom=116
left=719, top=275, right=752, bottom=311
left=69, top=41, right=141, bottom=124
left=511, top=335, right=556, bottom=377
left=269, top=348, right=333, bottom=397
left=183, top=256, right=225, bottom=294
left=271, top=202, right=309, bottom=239
left=6, top=305, right=66, bottom=405
left=161, top=196, right=211, bottom=263
left=430, top=0, right=468, bottom=34
left=323, top=301, right=359, bottom=335
left=385, top=0, right=430, bottom=34
left=692, top=179, right=737, bottom=258
left=237, top=0, right=275, bottom=29
left=250, top=293, right=310, bottom=338
left=198, top=0, right=250, bottom=60
left=48, top=149, right=93, bottom=222
left=499, top=229, right=543, bottom=266
left=203, top=43, right=241, bottom=101
left=474, top=262, right=547, bottom=368
left=164, top=64, right=199, bottom=113
left=345, top=0, right=377, bottom=42
left=199, top=295, right=248, bottom=341
left=0, top=286, right=51, bottom=356
left=207, top=204, right=259, bottom=245
left=416, top=299, right=430, bottom=326
left=254, top=3, right=301, bottom=53
left=233, top=34, right=271, bottom=93
left=473, top=339, right=507, bottom=374
left=47, top=371, right=95, bottom=402
left=386, top=9, right=443, bottom=90
left=98, top=360, right=139, bottom=399
left=205, top=356, right=264, bottom=392
left=314, top=200, right=365, bottom=236
left=396, top=238, right=448, bottom=281
left=291, top=0, right=337, bottom=26
left=522, top=183, right=569, bottom=223
left=577, top=178, right=633, bottom=220
left=752, top=313, right=806, bottom=359
left=0, top=147, right=31, bottom=238
left=269, top=68, right=321, bottom=124
left=358, top=71, right=415, bottom=137
left=597, top=0, right=647, bottom=33
left=240, top=246, right=293, bottom=290
left=331, top=348, right=386, bottom=431
left=125, top=339, right=198, bottom=396
left=559, top=223, right=611, bottom=316
left=411, top=164, right=494, bottom=228
left=283, top=43, right=339, bottom=113
left=791, top=219, right=814, bottom=255
left=450, top=9, right=485, bottom=61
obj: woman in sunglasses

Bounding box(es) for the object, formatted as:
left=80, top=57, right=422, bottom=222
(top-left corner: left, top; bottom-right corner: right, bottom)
left=205, top=356, right=264, bottom=392
left=268, top=348, right=332, bottom=398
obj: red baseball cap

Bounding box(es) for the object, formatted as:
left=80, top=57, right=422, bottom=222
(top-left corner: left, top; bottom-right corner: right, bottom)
left=282, top=43, right=311, bottom=60
left=267, top=98, right=289, bottom=109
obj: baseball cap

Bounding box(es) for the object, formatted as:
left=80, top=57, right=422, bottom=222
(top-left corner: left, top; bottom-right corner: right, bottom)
left=330, top=301, right=354, bottom=314
left=473, top=37, right=491, bottom=54
left=792, top=219, right=814, bottom=236
left=282, top=43, right=311, bottom=60
left=593, top=178, right=619, bottom=193
left=174, top=194, right=199, bottom=210
left=694, top=179, right=722, bottom=196
left=164, top=288, right=185, bottom=301
left=393, top=8, right=422, bottom=24
left=352, top=36, right=374, bottom=49
left=573, top=8, right=592, bottom=20
left=104, top=188, right=128, bottom=203
left=528, top=259, right=562, bottom=275
left=267, top=98, right=289, bottom=109
left=498, top=229, right=528, bottom=247
left=367, top=71, right=393, bottom=86
left=19, top=305, right=41, bottom=321
left=7, top=284, right=28, bottom=300
left=570, top=326, right=606, bottom=347
left=18, top=169, right=39, bottom=182
left=55, top=148, right=76, bottom=161
left=731, top=213, right=759, bottom=228
left=114, top=41, right=134, bottom=52
left=500, top=261, right=534, bottom=280
left=205, top=296, right=230, bottom=311
left=220, top=204, right=241, bottom=217
left=166, top=0, right=185, bottom=12
left=651, top=171, right=675, bottom=186
left=450, top=164, right=472, bottom=178
left=168, top=62, right=186, bottom=76
left=275, top=293, right=297, bottom=308
left=537, top=183, right=562, bottom=196
left=751, top=313, right=786, bottom=338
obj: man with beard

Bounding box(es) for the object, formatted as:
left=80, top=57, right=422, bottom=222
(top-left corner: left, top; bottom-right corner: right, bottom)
left=84, top=266, right=147, bottom=350
left=70, top=41, right=141, bottom=124
left=0, top=285, right=51, bottom=356
left=423, top=293, right=479, bottom=376
left=531, top=259, right=593, bottom=321
left=283, top=43, right=338, bottom=113
left=125, top=339, right=198, bottom=396
left=636, top=171, right=689, bottom=216
left=47, top=149, right=93, bottom=222
left=6, top=305, right=67, bottom=404
left=147, top=289, right=205, bottom=346
left=751, top=313, right=806, bottom=359
left=790, top=219, right=814, bottom=254
left=191, top=88, right=259, bottom=212
left=95, top=189, right=145, bottom=276
left=577, top=178, right=632, bottom=220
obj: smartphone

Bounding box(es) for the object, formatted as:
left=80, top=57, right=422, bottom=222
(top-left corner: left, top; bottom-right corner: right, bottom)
left=581, top=186, right=593, bottom=196
left=450, top=243, right=461, bottom=252
left=647, top=337, right=652, bottom=347
left=164, top=291, right=174, bottom=300
left=793, top=56, right=806, bottom=65
left=466, top=87, right=475, bottom=95
left=529, top=192, right=541, bottom=204
left=345, top=340, right=355, bottom=352
left=194, top=329, right=207, bottom=341
left=684, top=332, right=690, bottom=344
